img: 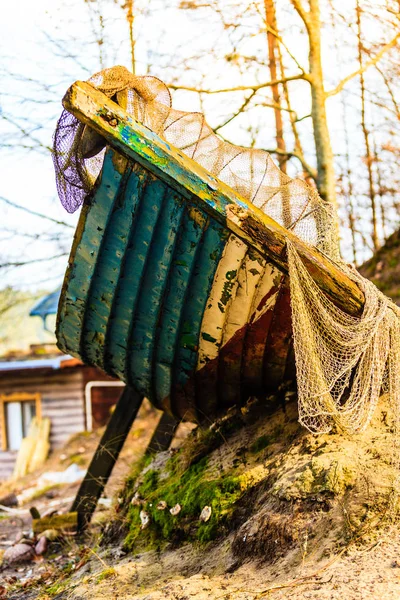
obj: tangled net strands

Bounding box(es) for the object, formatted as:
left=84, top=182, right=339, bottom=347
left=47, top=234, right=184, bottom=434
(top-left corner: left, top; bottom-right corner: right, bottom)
left=54, top=66, right=400, bottom=444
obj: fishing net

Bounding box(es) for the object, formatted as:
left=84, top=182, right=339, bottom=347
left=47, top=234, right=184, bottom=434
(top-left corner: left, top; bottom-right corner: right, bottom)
left=287, top=241, right=400, bottom=435
left=54, top=65, right=400, bottom=441
left=53, top=65, right=338, bottom=258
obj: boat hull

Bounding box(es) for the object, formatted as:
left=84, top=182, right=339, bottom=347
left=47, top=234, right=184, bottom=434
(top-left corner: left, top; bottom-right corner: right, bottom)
left=57, top=148, right=294, bottom=422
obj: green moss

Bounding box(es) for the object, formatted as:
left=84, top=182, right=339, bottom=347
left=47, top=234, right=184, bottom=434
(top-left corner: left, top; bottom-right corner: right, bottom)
left=125, top=457, right=242, bottom=550
left=66, top=453, right=87, bottom=466
left=122, top=453, right=153, bottom=499
left=28, top=483, right=63, bottom=502
left=41, top=576, right=72, bottom=598
left=139, top=469, right=160, bottom=497
left=250, top=434, right=272, bottom=453
left=97, top=567, right=116, bottom=583
left=177, top=413, right=245, bottom=471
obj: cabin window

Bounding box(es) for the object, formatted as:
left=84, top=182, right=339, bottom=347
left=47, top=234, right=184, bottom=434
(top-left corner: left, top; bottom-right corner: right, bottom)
left=0, top=394, right=42, bottom=451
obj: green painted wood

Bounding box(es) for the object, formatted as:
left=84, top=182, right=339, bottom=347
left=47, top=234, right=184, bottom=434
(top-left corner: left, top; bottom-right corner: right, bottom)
left=62, top=81, right=364, bottom=317
left=57, top=149, right=126, bottom=358
left=104, top=174, right=167, bottom=381
left=153, top=207, right=207, bottom=409
left=127, top=188, right=185, bottom=397
left=171, top=220, right=229, bottom=420
left=81, top=157, right=141, bottom=368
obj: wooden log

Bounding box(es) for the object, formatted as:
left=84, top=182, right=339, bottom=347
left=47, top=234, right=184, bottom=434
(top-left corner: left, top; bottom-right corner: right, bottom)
left=146, top=412, right=180, bottom=455
left=32, top=512, right=78, bottom=534
left=71, top=386, right=143, bottom=529
left=62, top=81, right=364, bottom=317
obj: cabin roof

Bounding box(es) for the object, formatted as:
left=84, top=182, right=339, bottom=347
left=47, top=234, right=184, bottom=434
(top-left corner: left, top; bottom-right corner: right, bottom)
left=29, top=289, right=61, bottom=319
left=0, top=355, right=82, bottom=374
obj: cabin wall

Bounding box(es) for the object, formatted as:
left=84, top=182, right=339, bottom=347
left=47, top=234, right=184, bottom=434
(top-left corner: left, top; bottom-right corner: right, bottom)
left=0, top=451, right=17, bottom=481
left=0, top=369, right=86, bottom=478
left=0, top=365, right=122, bottom=480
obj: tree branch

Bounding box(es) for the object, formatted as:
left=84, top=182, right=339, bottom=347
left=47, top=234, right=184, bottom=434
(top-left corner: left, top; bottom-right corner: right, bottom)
left=168, top=73, right=310, bottom=94
left=326, top=32, right=400, bottom=98
left=0, top=196, right=74, bottom=229
left=213, top=90, right=257, bottom=132
left=263, top=147, right=318, bottom=181
left=0, top=253, right=68, bottom=269
left=263, top=23, right=307, bottom=75
left=290, top=0, right=311, bottom=29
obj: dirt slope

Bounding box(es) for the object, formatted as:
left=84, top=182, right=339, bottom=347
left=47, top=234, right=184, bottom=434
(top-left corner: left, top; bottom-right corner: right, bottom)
left=1, top=388, right=399, bottom=599
left=4, top=394, right=394, bottom=600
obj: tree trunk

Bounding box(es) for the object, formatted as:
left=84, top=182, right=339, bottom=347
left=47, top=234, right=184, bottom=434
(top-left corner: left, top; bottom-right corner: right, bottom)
left=307, top=1, right=337, bottom=212
left=264, top=0, right=287, bottom=172
left=356, top=1, right=379, bottom=251
left=291, top=0, right=340, bottom=249
left=124, top=0, right=136, bottom=74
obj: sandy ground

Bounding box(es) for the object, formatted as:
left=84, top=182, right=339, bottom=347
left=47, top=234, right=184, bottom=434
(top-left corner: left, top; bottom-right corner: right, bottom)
left=52, top=524, right=400, bottom=600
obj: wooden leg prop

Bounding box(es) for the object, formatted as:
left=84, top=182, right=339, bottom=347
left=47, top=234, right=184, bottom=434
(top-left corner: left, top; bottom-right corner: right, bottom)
left=146, top=412, right=180, bottom=455
left=72, top=386, right=143, bottom=530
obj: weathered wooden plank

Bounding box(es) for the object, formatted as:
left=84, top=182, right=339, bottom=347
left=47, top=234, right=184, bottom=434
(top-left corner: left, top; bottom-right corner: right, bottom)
left=153, top=207, right=207, bottom=409
left=82, top=159, right=142, bottom=370
left=105, top=175, right=166, bottom=381
left=57, top=149, right=125, bottom=358
left=196, top=235, right=248, bottom=414
left=170, top=221, right=228, bottom=421
left=263, top=280, right=293, bottom=392
left=219, top=248, right=265, bottom=407
left=128, top=188, right=184, bottom=399
left=242, top=264, right=283, bottom=394
left=146, top=412, right=180, bottom=454
left=62, top=81, right=364, bottom=317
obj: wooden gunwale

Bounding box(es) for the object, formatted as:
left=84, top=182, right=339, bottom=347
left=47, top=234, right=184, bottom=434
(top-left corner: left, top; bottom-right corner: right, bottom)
left=62, top=81, right=365, bottom=318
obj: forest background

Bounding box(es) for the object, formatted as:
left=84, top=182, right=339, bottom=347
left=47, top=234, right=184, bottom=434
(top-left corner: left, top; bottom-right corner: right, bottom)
left=0, top=0, right=399, bottom=314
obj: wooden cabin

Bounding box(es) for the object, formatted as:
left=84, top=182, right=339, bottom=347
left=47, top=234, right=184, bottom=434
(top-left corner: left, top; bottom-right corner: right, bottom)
left=0, top=355, right=122, bottom=481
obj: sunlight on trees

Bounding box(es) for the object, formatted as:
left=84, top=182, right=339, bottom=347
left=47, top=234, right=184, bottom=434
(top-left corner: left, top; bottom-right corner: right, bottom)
left=0, top=0, right=399, bottom=288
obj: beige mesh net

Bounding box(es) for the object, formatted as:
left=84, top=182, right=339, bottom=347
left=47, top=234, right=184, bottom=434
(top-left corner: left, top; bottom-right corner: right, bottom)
left=54, top=65, right=400, bottom=442
left=53, top=66, right=338, bottom=259
left=287, top=241, right=400, bottom=435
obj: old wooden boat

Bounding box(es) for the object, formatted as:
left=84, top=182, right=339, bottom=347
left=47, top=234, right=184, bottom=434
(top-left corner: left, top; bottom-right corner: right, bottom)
left=56, top=81, right=364, bottom=424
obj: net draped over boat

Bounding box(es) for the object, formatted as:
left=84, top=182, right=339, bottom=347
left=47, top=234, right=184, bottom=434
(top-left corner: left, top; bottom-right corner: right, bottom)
left=53, top=65, right=400, bottom=439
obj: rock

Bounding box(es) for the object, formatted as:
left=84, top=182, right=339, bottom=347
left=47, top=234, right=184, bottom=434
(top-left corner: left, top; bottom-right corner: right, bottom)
left=199, top=506, right=212, bottom=522
left=131, top=492, right=143, bottom=506
left=42, top=528, right=61, bottom=541
left=44, top=489, right=59, bottom=500
left=170, top=504, right=181, bottom=516
left=140, top=510, right=150, bottom=529
left=2, top=543, right=35, bottom=565
left=14, top=531, right=30, bottom=544
left=0, top=493, right=18, bottom=508
left=35, top=536, right=48, bottom=556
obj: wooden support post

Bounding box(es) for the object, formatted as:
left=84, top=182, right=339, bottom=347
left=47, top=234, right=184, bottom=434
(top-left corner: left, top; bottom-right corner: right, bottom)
left=71, top=386, right=143, bottom=530
left=146, top=412, right=180, bottom=455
